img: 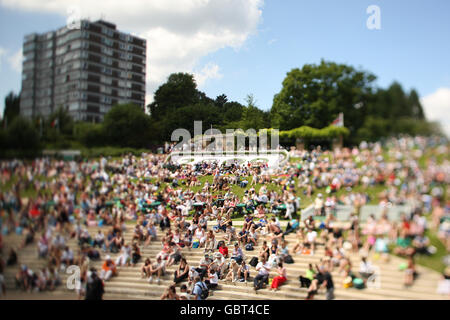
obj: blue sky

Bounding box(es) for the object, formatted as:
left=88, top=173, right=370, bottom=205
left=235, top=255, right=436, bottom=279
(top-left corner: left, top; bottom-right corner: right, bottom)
left=0, top=0, right=449, bottom=133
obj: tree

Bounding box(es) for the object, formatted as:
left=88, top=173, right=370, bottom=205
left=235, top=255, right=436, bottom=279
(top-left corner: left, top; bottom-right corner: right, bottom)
left=48, top=107, right=74, bottom=136
left=270, top=60, right=376, bottom=137
left=103, top=103, right=153, bottom=148
left=221, top=101, right=245, bottom=129
left=5, top=116, right=41, bottom=157
left=148, top=73, right=200, bottom=121
left=238, top=94, right=269, bottom=131
left=3, top=91, right=20, bottom=126
left=407, top=89, right=425, bottom=120
left=214, top=94, right=228, bottom=108
left=74, top=122, right=105, bottom=148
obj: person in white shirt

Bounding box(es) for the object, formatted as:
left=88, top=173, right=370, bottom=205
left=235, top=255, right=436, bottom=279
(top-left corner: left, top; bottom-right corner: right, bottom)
left=359, top=257, right=374, bottom=280
left=305, top=228, right=317, bottom=255
left=179, top=284, right=191, bottom=300
left=205, top=269, right=219, bottom=289
left=148, top=256, right=166, bottom=285
left=93, top=230, right=105, bottom=250
left=115, top=244, right=131, bottom=266
left=254, top=256, right=271, bottom=292
left=61, top=246, right=74, bottom=269
left=314, top=193, right=324, bottom=216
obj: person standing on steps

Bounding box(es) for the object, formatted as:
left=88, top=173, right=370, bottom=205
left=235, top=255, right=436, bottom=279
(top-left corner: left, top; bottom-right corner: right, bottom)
left=85, top=268, right=104, bottom=300
left=319, top=264, right=335, bottom=300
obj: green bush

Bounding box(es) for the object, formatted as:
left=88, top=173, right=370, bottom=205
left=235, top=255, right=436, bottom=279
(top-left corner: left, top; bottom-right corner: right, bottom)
left=103, top=103, right=153, bottom=148
left=74, top=122, right=105, bottom=147
left=1, top=116, right=41, bottom=158
left=282, top=125, right=349, bottom=140
left=80, top=146, right=149, bottom=158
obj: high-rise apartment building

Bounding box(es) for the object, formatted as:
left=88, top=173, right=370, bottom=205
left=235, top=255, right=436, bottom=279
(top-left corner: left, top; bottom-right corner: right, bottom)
left=20, top=20, right=146, bottom=122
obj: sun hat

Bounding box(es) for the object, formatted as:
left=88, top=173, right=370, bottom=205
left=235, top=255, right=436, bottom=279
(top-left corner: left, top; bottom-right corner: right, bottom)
left=343, top=241, right=352, bottom=251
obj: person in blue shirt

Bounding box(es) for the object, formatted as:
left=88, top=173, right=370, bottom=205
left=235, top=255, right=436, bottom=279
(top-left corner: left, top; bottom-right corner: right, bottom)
left=284, top=217, right=300, bottom=235
left=192, top=276, right=207, bottom=300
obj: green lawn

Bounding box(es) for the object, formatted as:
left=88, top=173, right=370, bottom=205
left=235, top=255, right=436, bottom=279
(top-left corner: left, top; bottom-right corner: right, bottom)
left=414, top=230, right=447, bottom=273
left=1, top=148, right=448, bottom=273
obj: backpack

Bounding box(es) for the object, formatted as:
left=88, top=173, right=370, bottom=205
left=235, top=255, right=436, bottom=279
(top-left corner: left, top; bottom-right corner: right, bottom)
left=245, top=243, right=254, bottom=251
left=249, top=256, right=258, bottom=267
left=353, top=278, right=365, bottom=289
left=195, top=282, right=209, bottom=300
left=284, top=254, right=294, bottom=264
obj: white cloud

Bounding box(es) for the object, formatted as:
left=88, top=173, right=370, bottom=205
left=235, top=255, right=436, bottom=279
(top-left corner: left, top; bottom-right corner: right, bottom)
left=1, top=0, right=264, bottom=104
left=0, top=47, right=6, bottom=70
left=267, top=38, right=277, bottom=45
left=8, top=48, right=23, bottom=73
left=421, top=87, right=450, bottom=137
left=194, top=62, right=222, bottom=88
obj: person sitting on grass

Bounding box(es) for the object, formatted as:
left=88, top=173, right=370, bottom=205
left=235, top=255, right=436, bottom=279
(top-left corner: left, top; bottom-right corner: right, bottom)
left=393, top=229, right=415, bottom=256
left=284, top=217, right=300, bottom=236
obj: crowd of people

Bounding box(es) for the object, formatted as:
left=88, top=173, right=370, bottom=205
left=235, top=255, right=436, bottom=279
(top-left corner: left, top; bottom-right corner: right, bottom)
left=0, top=136, right=448, bottom=299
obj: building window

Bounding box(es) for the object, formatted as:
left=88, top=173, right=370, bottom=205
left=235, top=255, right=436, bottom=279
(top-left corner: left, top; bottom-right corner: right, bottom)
left=101, top=96, right=112, bottom=104
left=101, top=47, right=113, bottom=56
left=101, top=37, right=113, bottom=46
left=102, top=67, right=112, bottom=75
